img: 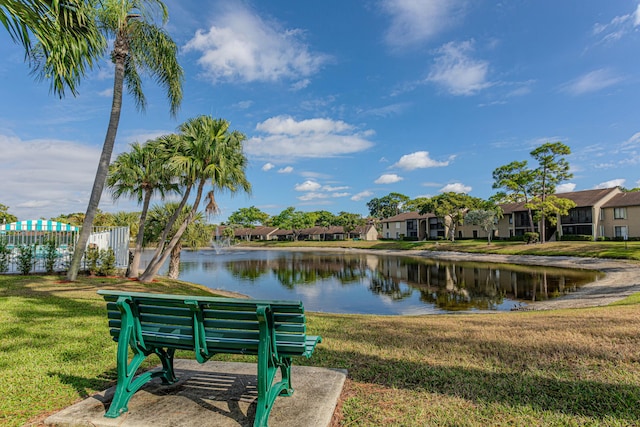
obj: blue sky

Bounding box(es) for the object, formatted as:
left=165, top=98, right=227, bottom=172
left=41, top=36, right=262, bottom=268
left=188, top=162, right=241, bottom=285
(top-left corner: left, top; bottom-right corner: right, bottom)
left=1, top=0, right=640, bottom=222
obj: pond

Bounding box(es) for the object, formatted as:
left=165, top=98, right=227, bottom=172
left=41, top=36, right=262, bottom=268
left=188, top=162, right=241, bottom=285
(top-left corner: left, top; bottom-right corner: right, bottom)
left=141, top=249, right=603, bottom=315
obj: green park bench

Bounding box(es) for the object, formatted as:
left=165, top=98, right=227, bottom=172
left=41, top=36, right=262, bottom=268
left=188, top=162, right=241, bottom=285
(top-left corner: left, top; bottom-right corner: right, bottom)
left=97, top=290, right=322, bottom=427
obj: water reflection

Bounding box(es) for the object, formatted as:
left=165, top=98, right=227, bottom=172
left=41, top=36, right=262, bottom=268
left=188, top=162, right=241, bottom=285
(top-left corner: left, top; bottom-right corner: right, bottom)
left=141, top=250, right=602, bottom=315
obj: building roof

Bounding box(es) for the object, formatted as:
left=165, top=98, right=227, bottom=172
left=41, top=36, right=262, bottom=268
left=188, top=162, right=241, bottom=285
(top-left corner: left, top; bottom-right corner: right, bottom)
left=380, top=212, right=434, bottom=223
left=555, top=187, right=620, bottom=207
left=499, top=187, right=621, bottom=213
left=602, top=191, right=640, bottom=208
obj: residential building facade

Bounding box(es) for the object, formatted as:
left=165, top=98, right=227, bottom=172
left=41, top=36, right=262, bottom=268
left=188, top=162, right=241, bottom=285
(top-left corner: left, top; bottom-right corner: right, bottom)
left=381, top=187, right=640, bottom=241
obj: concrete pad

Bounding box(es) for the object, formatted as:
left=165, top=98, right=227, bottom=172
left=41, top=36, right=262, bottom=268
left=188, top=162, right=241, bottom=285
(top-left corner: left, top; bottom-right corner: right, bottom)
left=44, top=360, right=346, bottom=427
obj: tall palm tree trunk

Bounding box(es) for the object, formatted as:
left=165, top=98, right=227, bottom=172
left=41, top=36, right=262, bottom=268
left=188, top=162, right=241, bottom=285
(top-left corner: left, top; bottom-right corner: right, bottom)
left=128, top=189, right=152, bottom=278
left=167, top=241, right=181, bottom=279
left=137, top=185, right=191, bottom=279
left=138, top=179, right=205, bottom=283
left=66, top=40, right=125, bottom=281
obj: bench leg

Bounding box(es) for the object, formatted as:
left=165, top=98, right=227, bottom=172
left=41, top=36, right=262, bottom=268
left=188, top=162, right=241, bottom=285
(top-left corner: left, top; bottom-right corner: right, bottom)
left=254, top=355, right=294, bottom=427
left=105, top=333, right=150, bottom=418
left=155, top=347, right=178, bottom=385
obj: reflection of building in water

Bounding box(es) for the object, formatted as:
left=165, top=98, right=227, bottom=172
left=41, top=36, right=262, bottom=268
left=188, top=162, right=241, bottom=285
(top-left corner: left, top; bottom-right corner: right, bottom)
left=376, top=256, right=596, bottom=306
left=173, top=251, right=600, bottom=311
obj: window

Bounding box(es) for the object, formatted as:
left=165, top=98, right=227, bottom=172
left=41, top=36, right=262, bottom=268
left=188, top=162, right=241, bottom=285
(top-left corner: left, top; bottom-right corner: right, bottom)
left=615, top=226, right=628, bottom=238
left=395, top=222, right=400, bottom=229
left=614, top=207, right=627, bottom=219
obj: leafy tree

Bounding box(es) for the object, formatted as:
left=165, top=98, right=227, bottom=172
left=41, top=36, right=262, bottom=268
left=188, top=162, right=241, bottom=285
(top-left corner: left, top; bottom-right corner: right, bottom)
left=0, top=204, right=17, bottom=224
left=313, top=210, right=336, bottom=240
left=528, top=142, right=574, bottom=242
left=492, top=160, right=537, bottom=232
left=67, top=0, right=184, bottom=281
left=336, top=211, right=365, bottom=236
left=50, top=212, right=85, bottom=226
left=464, top=209, right=500, bottom=245
left=110, top=211, right=142, bottom=238
left=1, top=0, right=104, bottom=97
left=270, top=207, right=315, bottom=241
left=107, top=137, right=178, bottom=277
left=139, top=116, right=250, bottom=283
left=227, top=206, right=269, bottom=240
left=366, top=192, right=410, bottom=219
left=526, top=195, right=575, bottom=240
left=403, top=197, right=430, bottom=213
left=419, top=193, right=486, bottom=242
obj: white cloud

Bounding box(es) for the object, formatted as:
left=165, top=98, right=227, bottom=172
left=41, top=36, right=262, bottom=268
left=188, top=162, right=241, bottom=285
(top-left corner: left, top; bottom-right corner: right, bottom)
left=381, top=0, right=466, bottom=48
left=351, top=191, right=373, bottom=201
left=421, top=182, right=442, bottom=187
left=246, top=115, right=374, bottom=159
left=98, top=88, right=113, bottom=98
left=295, top=180, right=322, bottom=192
left=291, top=79, right=311, bottom=91
left=561, top=69, right=623, bottom=95
left=184, top=4, right=330, bottom=83
left=256, top=115, right=353, bottom=135
left=392, top=151, right=450, bottom=170
left=622, top=132, right=640, bottom=148
left=440, top=182, right=471, bottom=193
left=375, top=174, right=404, bottom=184
left=323, top=185, right=349, bottom=192
left=278, top=166, right=294, bottom=173
left=427, top=40, right=492, bottom=96
left=594, top=179, right=626, bottom=189
left=0, top=134, right=101, bottom=219
left=262, top=162, right=275, bottom=171
left=556, top=183, right=576, bottom=193
left=234, top=100, right=254, bottom=109
left=592, top=4, right=640, bottom=43
left=298, top=192, right=328, bottom=201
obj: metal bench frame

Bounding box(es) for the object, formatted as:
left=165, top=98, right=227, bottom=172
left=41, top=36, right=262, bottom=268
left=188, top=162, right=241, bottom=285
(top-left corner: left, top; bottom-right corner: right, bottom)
left=98, top=290, right=322, bottom=427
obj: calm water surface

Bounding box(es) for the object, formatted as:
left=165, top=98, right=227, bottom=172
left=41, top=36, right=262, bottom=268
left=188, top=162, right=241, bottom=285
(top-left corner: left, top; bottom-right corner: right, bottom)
left=141, top=249, right=602, bottom=315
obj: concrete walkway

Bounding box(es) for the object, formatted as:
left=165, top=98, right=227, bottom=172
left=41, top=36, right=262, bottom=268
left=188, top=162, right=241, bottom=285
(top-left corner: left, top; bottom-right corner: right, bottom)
left=44, top=360, right=346, bottom=427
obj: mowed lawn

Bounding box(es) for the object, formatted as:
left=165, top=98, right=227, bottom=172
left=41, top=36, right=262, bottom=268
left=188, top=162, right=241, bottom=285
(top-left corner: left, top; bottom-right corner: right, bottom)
left=1, top=275, right=639, bottom=426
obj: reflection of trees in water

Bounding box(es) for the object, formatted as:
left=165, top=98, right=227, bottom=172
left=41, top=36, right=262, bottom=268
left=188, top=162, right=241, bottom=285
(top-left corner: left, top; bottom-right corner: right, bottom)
left=212, top=251, right=596, bottom=311
left=368, top=271, right=413, bottom=300
left=226, top=259, right=271, bottom=281
left=380, top=257, right=594, bottom=308
left=222, top=253, right=370, bottom=288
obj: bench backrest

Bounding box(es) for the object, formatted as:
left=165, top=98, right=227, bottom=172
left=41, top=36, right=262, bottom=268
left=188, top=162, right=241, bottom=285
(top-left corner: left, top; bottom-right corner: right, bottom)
left=98, top=290, right=311, bottom=358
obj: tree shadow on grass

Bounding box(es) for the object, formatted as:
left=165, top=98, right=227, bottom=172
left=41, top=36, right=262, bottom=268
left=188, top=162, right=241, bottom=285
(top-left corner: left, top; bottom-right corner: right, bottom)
left=329, top=349, right=640, bottom=423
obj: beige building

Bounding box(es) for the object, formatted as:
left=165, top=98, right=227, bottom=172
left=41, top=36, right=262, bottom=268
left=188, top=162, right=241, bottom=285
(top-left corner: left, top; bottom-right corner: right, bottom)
left=381, top=187, right=640, bottom=241
left=599, top=191, right=640, bottom=239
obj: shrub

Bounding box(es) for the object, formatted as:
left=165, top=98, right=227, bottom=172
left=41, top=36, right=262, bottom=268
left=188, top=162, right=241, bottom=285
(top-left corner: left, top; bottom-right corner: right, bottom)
left=85, top=245, right=100, bottom=276
left=524, top=232, right=539, bottom=244
left=98, top=248, right=116, bottom=276
left=17, top=245, right=35, bottom=275
left=43, top=238, right=59, bottom=273
left=0, top=237, right=10, bottom=273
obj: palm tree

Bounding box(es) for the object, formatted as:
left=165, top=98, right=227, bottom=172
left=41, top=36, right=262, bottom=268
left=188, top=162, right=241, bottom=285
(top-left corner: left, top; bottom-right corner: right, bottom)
left=106, top=136, right=179, bottom=278
left=66, top=0, right=183, bottom=280
left=143, top=203, right=210, bottom=279
left=138, top=116, right=251, bottom=283
left=1, top=0, right=104, bottom=97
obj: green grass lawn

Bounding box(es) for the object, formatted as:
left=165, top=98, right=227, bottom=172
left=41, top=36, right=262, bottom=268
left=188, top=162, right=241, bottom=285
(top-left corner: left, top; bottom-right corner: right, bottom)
left=1, top=274, right=639, bottom=426
left=239, top=238, right=640, bottom=261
